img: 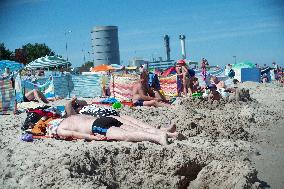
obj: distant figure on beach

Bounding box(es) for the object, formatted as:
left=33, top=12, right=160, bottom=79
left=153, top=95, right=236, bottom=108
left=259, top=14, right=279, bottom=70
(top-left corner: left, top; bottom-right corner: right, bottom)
left=132, top=71, right=171, bottom=107
left=262, top=73, right=269, bottom=83
left=175, top=59, right=189, bottom=96
left=207, top=84, right=221, bottom=101
left=200, top=58, right=207, bottom=81
left=210, top=76, right=226, bottom=89
left=55, top=114, right=178, bottom=145
left=101, top=74, right=110, bottom=97
left=227, top=64, right=235, bottom=78
left=1, top=67, right=11, bottom=78
left=188, top=77, right=204, bottom=94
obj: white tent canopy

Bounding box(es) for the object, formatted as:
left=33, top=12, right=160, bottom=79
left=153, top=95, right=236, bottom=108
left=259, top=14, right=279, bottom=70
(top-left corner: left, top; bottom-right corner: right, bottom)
left=25, top=56, right=71, bottom=69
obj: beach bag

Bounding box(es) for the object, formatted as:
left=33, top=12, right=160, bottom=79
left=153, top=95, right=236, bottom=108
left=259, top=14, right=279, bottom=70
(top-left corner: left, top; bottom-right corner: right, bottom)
left=22, top=111, right=43, bottom=130
left=30, top=117, right=55, bottom=136
left=21, top=107, right=60, bottom=131
left=79, top=104, right=119, bottom=117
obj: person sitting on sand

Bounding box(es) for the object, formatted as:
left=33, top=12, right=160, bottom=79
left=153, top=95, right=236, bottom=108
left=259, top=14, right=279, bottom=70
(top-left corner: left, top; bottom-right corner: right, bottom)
left=64, top=97, right=88, bottom=117
left=21, top=76, right=62, bottom=104
left=23, top=89, right=50, bottom=104
left=132, top=71, right=171, bottom=107
left=139, top=65, right=167, bottom=102
left=53, top=114, right=178, bottom=145
left=210, top=76, right=226, bottom=89
left=189, top=77, right=204, bottom=95
left=207, top=84, right=221, bottom=101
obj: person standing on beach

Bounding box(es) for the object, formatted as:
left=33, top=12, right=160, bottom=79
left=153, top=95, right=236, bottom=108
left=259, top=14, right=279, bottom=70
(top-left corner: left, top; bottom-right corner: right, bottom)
left=132, top=71, right=171, bottom=107
left=175, top=60, right=189, bottom=96
left=200, top=58, right=207, bottom=81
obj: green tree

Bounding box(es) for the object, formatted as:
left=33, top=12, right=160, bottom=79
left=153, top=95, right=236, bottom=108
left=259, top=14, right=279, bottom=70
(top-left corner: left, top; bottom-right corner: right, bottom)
left=22, top=43, right=55, bottom=63
left=79, top=61, right=94, bottom=72
left=81, top=61, right=94, bottom=68
left=0, top=43, right=13, bottom=60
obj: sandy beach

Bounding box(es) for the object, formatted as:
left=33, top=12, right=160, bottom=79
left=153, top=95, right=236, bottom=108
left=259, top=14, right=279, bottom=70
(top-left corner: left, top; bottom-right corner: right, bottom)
left=0, top=82, right=283, bottom=189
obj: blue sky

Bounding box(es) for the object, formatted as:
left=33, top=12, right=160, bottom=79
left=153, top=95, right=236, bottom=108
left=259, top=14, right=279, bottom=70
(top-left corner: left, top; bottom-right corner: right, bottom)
left=1, top=0, right=284, bottom=67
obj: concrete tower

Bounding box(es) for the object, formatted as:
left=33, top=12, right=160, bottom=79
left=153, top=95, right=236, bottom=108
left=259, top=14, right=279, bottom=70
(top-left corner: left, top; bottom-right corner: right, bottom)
left=179, top=34, right=186, bottom=60
left=91, top=26, right=120, bottom=66
left=164, top=35, right=171, bottom=61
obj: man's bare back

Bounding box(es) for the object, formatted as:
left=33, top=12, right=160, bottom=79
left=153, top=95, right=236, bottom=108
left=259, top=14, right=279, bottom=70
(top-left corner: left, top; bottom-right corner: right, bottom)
left=59, top=114, right=95, bottom=134
left=132, top=82, right=152, bottom=101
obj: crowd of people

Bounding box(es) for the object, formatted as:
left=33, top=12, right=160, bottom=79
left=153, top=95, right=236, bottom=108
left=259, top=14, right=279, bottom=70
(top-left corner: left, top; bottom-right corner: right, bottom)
left=2, top=59, right=283, bottom=145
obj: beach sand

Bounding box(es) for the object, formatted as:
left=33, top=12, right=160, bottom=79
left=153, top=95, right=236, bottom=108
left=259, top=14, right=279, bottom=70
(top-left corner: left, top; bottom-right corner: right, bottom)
left=0, top=82, right=283, bottom=188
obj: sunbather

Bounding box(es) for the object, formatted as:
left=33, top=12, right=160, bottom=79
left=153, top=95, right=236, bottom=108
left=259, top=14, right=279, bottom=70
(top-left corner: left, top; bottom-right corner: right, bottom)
left=132, top=71, right=171, bottom=107
left=24, top=89, right=50, bottom=104
left=55, top=114, right=178, bottom=145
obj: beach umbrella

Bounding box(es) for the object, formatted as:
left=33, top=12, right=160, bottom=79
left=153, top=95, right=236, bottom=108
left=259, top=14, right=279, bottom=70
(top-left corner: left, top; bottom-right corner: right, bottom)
left=232, top=61, right=255, bottom=69
left=125, top=66, right=137, bottom=70
left=0, top=60, right=24, bottom=74
left=25, top=56, right=71, bottom=70
left=110, top=64, right=124, bottom=70
left=91, top=64, right=114, bottom=72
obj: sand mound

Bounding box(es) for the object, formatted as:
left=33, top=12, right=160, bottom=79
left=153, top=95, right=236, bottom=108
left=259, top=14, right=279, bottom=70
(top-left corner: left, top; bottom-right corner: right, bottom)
left=1, top=83, right=284, bottom=188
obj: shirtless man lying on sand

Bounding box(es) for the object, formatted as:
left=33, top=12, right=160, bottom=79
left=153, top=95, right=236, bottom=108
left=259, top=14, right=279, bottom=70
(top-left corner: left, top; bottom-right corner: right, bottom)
left=132, top=71, right=171, bottom=107
left=55, top=114, right=178, bottom=145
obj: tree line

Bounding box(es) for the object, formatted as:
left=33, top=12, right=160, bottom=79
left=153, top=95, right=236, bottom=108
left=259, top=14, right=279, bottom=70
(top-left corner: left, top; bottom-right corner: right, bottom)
left=0, top=42, right=94, bottom=71
left=0, top=42, right=55, bottom=65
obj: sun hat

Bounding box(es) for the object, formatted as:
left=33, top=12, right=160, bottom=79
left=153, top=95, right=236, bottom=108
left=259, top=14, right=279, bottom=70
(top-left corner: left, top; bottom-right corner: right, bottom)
left=177, top=59, right=186, bottom=65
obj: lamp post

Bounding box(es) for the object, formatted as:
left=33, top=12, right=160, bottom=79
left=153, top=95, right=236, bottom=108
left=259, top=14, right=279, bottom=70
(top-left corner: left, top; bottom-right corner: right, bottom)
left=233, top=56, right=237, bottom=64
left=65, top=30, right=72, bottom=61
left=82, top=49, right=86, bottom=63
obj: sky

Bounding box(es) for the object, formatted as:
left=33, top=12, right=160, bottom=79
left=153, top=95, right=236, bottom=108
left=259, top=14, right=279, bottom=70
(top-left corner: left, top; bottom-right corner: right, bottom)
left=0, top=0, right=284, bottom=68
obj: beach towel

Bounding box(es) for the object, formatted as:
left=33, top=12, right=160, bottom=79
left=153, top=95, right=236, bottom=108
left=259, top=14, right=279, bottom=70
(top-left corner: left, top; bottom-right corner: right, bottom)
left=100, top=97, right=118, bottom=104
left=22, top=106, right=61, bottom=131
left=0, top=79, right=15, bottom=114
left=79, top=104, right=119, bottom=117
